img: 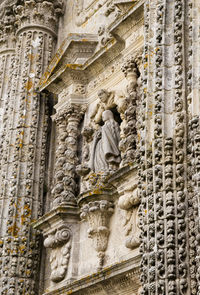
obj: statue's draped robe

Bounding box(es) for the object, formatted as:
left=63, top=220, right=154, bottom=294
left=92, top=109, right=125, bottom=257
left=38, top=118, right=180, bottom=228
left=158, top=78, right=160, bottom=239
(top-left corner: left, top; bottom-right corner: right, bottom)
left=90, top=119, right=121, bottom=173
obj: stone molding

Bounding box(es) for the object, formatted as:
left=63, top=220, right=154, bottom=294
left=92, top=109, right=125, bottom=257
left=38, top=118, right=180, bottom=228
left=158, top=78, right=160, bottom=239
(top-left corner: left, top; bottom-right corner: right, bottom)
left=42, top=255, right=141, bottom=295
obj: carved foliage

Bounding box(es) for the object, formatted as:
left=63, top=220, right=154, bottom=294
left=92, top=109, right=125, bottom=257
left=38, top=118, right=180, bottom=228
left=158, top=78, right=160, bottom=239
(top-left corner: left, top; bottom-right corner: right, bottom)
left=14, top=0, right=64, bottom=32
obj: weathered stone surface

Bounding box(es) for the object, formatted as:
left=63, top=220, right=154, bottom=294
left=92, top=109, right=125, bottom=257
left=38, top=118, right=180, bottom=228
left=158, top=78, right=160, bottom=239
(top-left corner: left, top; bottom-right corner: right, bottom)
left=0, top=0, right=199, bottom=294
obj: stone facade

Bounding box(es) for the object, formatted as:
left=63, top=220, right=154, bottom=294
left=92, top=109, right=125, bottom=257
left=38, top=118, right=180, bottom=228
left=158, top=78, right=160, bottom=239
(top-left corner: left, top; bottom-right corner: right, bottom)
left=0, top=0, right=199, bottom=295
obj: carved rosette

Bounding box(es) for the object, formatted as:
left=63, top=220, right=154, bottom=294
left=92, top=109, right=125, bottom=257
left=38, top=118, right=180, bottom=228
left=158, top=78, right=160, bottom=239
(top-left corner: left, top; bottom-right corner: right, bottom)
left=80, top=200, right=114, bottom=269
left=44, top=226, right=71, bottom=283
left=52, top=105, right=85, bottom=208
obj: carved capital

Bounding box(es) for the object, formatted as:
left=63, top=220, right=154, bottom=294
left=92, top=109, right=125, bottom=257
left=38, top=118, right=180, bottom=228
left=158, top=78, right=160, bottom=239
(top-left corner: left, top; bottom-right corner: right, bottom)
left=13, top=0, right=65, bottom=34
left=121, top=56, right=138, bottom=79
left=54, top=104, right=85, bottom=125
left=0, top=6, right=16, bottom=50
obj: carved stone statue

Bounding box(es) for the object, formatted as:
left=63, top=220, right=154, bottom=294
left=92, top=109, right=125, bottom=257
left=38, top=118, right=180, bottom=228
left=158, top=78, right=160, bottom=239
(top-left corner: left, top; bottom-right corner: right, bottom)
left=89, top=110, right=121, bottom=173
left=90, top=88, right=127, bottom=129
left=90, top=89, right=115, bottom=126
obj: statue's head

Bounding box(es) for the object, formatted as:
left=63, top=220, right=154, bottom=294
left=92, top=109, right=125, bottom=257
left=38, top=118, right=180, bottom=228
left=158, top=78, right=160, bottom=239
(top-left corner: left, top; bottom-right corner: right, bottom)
left=102, top=110, right=113, bottom=122
left=97, top=89, right=110, bottom=103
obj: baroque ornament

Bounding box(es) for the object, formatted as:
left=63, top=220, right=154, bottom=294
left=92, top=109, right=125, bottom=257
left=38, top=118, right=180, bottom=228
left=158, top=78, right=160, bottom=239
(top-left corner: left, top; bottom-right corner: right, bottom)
left=89, top=110, right=121, bottom=173
left=0, top=0, right=65, bottom=293
left=44, top=226, right=71, bottom=283
left=80, top=200, right=114, bottom=269
left=52, top=104, right=85, bottom=207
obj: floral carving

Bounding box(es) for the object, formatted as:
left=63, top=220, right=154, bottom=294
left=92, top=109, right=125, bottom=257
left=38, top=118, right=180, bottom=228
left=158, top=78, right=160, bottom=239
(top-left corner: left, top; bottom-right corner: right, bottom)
left=120, top=56, right=139, bottom=166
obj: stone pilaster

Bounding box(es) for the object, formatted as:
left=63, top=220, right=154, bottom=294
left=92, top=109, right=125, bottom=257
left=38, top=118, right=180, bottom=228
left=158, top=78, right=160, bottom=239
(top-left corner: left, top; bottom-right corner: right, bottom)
left=139, top=1, right=191, bottom=294
left=0, top=1, right=65, bottom=293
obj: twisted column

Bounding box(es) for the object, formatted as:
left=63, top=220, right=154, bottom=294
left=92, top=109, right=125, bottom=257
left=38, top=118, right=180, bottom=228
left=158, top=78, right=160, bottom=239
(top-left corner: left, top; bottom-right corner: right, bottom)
left=52, top=104, right=85, bottom=208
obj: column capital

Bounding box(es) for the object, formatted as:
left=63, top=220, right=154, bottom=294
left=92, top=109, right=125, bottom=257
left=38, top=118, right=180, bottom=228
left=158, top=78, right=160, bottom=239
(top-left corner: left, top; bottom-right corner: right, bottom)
left=0, top=5, right=16, bottom=51
left=53, top=104, right=86, bottom=125
left=13, top=0, right=65, bottom=36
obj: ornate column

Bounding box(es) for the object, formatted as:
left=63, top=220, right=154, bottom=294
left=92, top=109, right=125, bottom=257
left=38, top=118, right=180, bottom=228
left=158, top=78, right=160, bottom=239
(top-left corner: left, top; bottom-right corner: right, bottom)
left=0, top=1, right=64, bottom=294
left=139, top=1, right=192, bottom=294
left=0, top=4, right=16, bottom=236
left=52, top=104, right=85, bottom=208
left=119, top=56, right=139, bottom=166
left=187, top=0, right=200, bottom=294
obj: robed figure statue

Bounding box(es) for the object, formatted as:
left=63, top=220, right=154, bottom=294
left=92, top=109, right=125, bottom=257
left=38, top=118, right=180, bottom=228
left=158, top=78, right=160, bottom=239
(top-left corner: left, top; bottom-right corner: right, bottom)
left=89, top=110, right=121, bottom=173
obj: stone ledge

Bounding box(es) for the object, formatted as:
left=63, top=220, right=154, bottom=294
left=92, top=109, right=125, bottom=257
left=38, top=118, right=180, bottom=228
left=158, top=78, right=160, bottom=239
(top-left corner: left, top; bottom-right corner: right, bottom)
left=43, top=254, right=141, bottom=295
left=32, top=206, right=80, bottom=232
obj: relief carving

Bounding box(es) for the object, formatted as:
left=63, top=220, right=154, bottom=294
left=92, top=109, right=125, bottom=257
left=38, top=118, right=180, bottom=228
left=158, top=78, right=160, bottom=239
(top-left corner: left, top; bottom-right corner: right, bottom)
left=80, top=200, right=114, bottom=269
left=44, top=226, right=71, bottom=283
left=77, top=108, right=121, bottom=193
left=120, top=57, right=139, bottom=166
left=118, top=185, right=140, bottom=249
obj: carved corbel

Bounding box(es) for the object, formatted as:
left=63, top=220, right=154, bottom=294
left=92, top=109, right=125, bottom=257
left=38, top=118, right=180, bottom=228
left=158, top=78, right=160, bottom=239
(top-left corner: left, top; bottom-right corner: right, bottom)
left=33, top=206, right=80, bottom=286
left=80, top=199, right=114, bottom=269
left=44, top=226, right=71, bottom=283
